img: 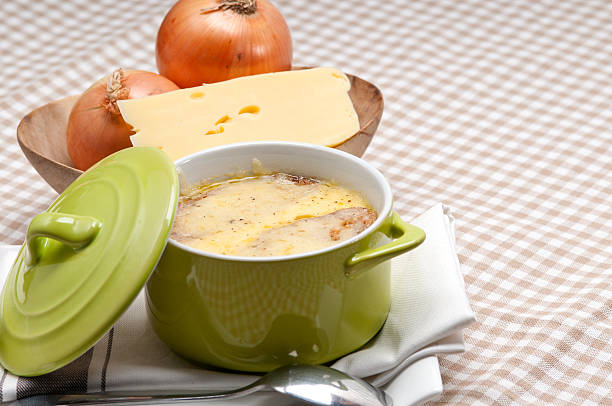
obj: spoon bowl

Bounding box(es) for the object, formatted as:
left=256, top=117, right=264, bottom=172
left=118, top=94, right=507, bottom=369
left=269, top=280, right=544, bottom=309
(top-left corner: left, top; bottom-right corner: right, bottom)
left=260, top=365, right=392, bottom=406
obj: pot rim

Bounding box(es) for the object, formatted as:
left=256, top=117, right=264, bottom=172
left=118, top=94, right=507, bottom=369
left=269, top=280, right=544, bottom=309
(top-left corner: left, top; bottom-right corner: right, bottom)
left=169, top=141, right=394, bottom=262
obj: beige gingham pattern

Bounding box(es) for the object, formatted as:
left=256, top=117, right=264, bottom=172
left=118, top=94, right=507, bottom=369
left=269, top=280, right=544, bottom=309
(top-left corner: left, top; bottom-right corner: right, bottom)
left=1, top=0, right=610, bottom=404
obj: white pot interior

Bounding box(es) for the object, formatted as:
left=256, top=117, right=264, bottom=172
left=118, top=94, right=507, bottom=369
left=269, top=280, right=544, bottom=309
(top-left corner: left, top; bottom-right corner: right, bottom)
left=175, top=142, right=391, bottom=213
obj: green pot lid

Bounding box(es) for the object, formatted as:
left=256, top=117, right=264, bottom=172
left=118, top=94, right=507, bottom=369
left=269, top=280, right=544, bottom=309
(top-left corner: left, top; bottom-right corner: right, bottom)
left=0, top=147, right=178, bottom=376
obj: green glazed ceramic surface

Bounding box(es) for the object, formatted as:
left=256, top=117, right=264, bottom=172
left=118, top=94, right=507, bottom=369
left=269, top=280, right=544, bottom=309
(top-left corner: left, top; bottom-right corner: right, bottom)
left=0, top=140, right=424, bottom=376
left=0, top=147, right=178, bottom=377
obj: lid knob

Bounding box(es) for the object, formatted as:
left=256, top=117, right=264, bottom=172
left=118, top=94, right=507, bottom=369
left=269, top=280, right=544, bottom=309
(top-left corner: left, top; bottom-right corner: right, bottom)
left=26, top=212, right=102, bottom=266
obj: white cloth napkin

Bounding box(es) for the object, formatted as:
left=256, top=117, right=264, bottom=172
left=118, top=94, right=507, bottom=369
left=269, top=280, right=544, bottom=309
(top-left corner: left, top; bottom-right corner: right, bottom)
left=0, top=203, right=474, bottom=406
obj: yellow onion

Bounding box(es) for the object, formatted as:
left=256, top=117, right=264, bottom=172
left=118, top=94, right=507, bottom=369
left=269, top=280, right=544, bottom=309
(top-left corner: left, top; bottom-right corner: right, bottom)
left=156, top=0, right=292, bottom=87
left=66, top=69, right=179, bottom=170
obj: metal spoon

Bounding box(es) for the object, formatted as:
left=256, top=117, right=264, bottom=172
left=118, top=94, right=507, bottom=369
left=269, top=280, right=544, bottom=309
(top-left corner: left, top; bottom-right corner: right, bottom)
left=10, top=364, right=392, bottom=406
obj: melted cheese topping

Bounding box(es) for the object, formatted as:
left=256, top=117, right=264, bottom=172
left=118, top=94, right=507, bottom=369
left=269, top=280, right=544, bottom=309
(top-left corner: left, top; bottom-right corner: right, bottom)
left=170, top=174, right=374, bottom=256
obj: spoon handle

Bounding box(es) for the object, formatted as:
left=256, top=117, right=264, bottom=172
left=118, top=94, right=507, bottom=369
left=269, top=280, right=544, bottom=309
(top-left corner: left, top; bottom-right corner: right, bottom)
left=7, top=383, right=266, bottom=405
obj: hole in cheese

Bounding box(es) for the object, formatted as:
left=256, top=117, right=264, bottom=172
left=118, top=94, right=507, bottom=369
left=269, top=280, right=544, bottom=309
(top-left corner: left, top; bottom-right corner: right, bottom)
left=239, top=105, right=260, bottom=115
left=215, top=115, right=231, bottom=125
left=205, top=126, right=225, bottom=135
left=190, top=92, right=205, bottom=99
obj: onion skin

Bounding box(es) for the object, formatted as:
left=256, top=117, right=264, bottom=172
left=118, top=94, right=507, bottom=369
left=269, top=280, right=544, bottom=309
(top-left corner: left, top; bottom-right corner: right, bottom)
left=156, top=0, right=292, bottom=87
left=66, top=69, right=179, bottom=171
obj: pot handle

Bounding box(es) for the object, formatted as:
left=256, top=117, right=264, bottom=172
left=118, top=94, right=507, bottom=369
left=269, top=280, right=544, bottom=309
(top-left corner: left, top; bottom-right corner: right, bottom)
left=345, top=212, right=425, bottom=278
left=25, top=212, right=102, bottom=266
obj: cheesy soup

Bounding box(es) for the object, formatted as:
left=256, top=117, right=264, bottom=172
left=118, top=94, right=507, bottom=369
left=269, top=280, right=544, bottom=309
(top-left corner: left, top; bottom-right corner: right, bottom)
left=171, top=173, right=377, bottom=257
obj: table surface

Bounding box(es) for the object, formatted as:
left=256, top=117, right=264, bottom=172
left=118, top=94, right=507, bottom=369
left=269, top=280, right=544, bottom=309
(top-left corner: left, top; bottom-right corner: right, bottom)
left=1, top=0, right=611, bottom=404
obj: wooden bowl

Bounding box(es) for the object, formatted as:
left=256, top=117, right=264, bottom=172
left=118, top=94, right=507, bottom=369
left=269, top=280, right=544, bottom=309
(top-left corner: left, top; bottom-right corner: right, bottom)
left=17, top=73, right=383, bottom=194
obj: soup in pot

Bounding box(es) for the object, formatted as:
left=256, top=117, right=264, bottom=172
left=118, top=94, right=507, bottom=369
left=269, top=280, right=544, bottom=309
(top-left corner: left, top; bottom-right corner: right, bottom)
left=170, top=173, right=377, bottom=257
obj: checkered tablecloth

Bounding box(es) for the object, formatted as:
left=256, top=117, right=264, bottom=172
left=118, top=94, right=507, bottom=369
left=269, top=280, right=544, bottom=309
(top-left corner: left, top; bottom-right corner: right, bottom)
left=1, top=0, right=611, bottom=404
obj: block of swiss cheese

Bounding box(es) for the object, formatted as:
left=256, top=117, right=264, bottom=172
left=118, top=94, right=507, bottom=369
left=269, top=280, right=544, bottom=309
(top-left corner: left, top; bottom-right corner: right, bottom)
left=117, top=67, right=360, bottom=160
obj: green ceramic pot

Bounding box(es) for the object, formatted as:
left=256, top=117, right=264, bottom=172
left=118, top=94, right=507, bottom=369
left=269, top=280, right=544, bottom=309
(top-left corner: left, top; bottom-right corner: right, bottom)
left=147, top=142, right=425, bottom=372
